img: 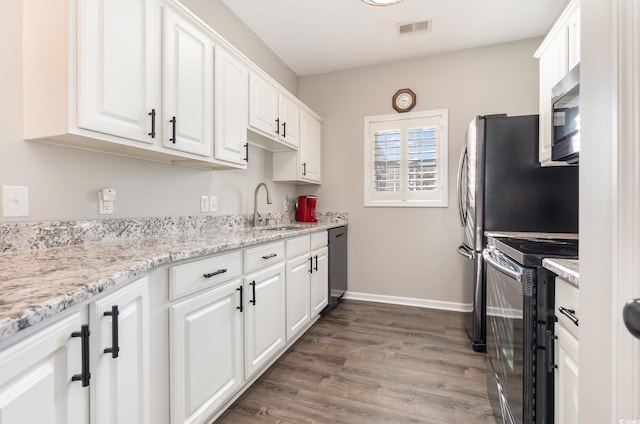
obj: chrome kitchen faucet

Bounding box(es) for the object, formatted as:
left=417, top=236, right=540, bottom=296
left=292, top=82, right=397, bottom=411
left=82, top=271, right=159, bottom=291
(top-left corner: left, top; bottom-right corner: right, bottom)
left=253, top=182, right=272, bottom=227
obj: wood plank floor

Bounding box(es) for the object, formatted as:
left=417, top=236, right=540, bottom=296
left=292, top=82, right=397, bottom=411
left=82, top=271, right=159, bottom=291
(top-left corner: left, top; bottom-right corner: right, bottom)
left=217, top=300, right=497, bottom=424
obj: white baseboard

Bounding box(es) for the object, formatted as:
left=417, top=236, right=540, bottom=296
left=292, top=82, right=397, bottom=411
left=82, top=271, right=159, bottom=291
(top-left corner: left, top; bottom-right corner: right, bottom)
left=342, top=291, right=473, bottom=313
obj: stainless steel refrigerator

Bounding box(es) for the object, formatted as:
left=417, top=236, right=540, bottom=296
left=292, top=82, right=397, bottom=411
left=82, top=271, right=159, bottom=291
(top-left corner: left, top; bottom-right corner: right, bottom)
left=456, top=114, right=578, bottom=352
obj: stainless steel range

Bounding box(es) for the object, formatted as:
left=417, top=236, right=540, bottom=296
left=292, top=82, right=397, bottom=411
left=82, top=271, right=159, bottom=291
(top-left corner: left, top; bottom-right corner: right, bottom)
left=484, top=236, right=578, bottom=424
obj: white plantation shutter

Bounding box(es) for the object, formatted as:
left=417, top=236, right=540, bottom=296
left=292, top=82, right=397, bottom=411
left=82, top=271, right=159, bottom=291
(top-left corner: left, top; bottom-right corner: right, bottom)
left=364, top=110, right=448, bottom=207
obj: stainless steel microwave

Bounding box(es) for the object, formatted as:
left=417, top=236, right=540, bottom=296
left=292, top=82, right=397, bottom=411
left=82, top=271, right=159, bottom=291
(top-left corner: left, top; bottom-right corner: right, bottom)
left=551, top=64, right=580, bottom=164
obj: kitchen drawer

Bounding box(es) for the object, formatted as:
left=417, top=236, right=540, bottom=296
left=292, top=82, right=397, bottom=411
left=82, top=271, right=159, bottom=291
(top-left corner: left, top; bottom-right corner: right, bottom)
left=556, top=277, right=579, bottom=338
left=310, top=231, right=328, bottom=250
left=244, top=241, right=285, bottom=273
left=286, top=235, right=310, bottom=258
left=169, top=251, right=242, bottom=301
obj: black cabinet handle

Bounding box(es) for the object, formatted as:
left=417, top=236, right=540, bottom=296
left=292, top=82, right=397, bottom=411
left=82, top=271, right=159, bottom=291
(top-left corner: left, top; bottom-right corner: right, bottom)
left=308, top=256, right=313, bottom=274
left=250, top=281, right=256, bottom=305
left=275, top=118, right=280, bottom=135
left=71, top=325, right=91, bottom=387
left=169, top=116, right=176, bottom=143
left=243, top=143, right=249, bottom=162
left=545, top=329, right=558, bottom=373
left=314, top=255, right=318, bottom=271
left=558, top=307, right=579, bottom=326
left=203, top=269, right=227, bottom=278
left=148, top=109, right=156, bottom=138
left=237, top=286, right=243, bottom=312
left=282, top=122, right=286, bottom=138
left=262, top=253, right=277, bottom=260
left=302, top=162, right=307, bottom=176
left=103, top=306, right=120, bottom=359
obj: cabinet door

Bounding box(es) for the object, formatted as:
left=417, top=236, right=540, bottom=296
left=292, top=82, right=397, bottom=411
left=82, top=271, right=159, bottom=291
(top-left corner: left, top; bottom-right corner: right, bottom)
left=0, top=311, right=89, bottom=424
left=567, top=5, right=581, bottom=70
left=248, top=73, right=279, bottom=138
left=554, top=324, right=579, bottom=424
left=244, top=263, right=286, bottom=379
left=310, top=246, right=329, bottom=315
left=214, top=47, right=248, bottom=166
left=170, top=279, right=243, bottom=424
left=90, top=276, right=150, bottom=424
left=299, top=110, right=322, bottom=182
left=278, top=95, right=300, bottom=148
left=77, top=0, right=158, bottom=144
left=163, top=8, right=214, bottom=157
left=285, top=255, right=311, bottom=341
left=538, top=28, right=569, bottom=166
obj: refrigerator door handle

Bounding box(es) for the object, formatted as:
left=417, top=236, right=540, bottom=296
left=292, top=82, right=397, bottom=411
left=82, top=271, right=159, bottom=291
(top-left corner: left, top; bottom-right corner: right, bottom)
left=456, top=146, right=468, bottom=227
left=456, top=245, right=474, bottom=260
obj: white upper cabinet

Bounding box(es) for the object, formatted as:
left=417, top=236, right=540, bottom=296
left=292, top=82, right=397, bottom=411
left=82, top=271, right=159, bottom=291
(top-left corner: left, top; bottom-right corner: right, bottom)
left=273, top=109, right=322, bottom=184
left=248, top=72, right=301, bottom=150
left=214, top=47, right=249, bottom=167
left=163, top=7, right=214, bottom=157
left=535, top=0, right=580, bottom=166
left=77, top=0, right=158, bottom=144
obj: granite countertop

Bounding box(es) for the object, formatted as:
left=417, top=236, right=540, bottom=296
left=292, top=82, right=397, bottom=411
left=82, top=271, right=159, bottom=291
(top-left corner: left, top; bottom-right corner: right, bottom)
left=0, top=217, right=347, bottom=341
left=543, top=258, right=579, bottom=287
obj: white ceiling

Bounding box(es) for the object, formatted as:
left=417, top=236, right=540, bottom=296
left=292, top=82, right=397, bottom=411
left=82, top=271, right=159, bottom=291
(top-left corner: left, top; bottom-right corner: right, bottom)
left=222, top=0, right=568, bottom=77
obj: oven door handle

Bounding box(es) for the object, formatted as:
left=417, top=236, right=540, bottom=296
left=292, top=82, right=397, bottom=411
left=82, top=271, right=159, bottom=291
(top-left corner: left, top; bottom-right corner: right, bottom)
left=457, top=245, right=474, bottom=260
left=482, top=248, right=525, bottom=282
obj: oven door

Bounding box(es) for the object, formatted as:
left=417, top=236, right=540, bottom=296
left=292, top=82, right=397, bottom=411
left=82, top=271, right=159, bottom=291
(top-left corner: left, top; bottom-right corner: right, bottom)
left=484, top=247, right=535, bottom=424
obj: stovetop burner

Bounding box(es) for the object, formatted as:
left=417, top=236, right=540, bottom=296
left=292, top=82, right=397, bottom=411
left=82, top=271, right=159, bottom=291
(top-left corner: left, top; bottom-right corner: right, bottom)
left=491, top=237, right=578, bottom=267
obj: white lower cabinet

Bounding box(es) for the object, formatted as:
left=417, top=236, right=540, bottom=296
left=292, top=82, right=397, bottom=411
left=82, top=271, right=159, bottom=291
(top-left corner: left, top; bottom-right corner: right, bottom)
left=0, top=311, right=89, bottom=424
left=170, top=278, right=243, bottom=424
left=0, top=275, right=150, bottom=424
left=90, top=276, right=150, bottom=424
left=554, top=276, right=579, bottom=424
left=285, top=232, right=328, bottom=341
left=243, top=263, right=286, bottom=379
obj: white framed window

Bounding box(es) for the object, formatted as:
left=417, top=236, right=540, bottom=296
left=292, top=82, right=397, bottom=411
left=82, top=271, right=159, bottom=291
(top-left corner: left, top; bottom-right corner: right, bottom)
left=364, top=109, right=448, bottom=207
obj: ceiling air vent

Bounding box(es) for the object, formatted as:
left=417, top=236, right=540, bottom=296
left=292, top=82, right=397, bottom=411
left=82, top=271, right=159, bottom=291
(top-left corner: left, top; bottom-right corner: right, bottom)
left=397, top=19, right=432, bottom=36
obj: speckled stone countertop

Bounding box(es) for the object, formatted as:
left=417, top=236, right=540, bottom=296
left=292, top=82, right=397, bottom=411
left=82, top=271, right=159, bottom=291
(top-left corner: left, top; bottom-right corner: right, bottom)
left=0, top=213, right=347, bottom=341
left=543, top=258, right=579, bottom=287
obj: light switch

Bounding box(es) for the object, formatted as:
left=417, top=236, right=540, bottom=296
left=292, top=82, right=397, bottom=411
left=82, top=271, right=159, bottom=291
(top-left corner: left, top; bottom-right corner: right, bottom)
left=209, top=195, right=217, bottom=212
left=2, top=186, right=29, bottom=217
left=200, top=196, right=209, bottom=213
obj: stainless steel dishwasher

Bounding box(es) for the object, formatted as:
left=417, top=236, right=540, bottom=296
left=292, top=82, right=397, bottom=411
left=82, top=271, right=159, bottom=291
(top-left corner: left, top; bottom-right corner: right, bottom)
left=324, top=226, right=347, bottom=313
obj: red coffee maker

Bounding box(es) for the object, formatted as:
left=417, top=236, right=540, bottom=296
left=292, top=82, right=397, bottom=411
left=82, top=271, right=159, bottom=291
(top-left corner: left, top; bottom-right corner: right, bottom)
left=296, top=195, right=318, bottom=222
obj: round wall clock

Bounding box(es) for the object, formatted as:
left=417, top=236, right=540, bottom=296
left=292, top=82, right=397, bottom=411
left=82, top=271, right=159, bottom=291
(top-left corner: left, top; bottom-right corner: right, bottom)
left=392, top=88, right=416, bottom=113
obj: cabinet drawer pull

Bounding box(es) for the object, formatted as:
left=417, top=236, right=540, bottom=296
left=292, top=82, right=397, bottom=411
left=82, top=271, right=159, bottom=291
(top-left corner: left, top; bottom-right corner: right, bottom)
left=262, top=253, right=277, bottom=260
left=282, top=122, right=286, bottom=138
left=103, top=305, right=120, bottom=359
left=237, top=286, right=243, bottom=312
left=71, top=324, right=91, bottom=387
left=169, top=116, right=176, bottom=143
left=275, top=118, right=280, bottom=135
left=302, top=162, right=307, bottom=176
left=314, top=255, right=318, bottom=271
left=558, top=307, right=579, bottom=326
left=308, top=256, right=313, bottom=274
left=545, top=329, right=558, bottom=373
left=243, top=143, right=249, bottom=162
left=148, top=109, right=156, bottom=138
left=203, top=269, right=227, bottom=278
left=250, top=281, right=256, bottom=305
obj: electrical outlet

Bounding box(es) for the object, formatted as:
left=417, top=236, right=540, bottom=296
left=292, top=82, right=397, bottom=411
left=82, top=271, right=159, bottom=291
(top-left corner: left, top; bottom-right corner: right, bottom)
left=98, top=191, right=114, bottom=215
left=200, top=196, right=209, bottom=213
left=209, top=195, right=217, bottom=212
left=2, top=185, right=29, bottom=217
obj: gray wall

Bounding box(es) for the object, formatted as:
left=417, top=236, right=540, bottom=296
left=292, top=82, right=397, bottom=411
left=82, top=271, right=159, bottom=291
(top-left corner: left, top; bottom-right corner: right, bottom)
left=0, top=0, right=299, bottom=223
left=298, top=38, right=541, bottom=306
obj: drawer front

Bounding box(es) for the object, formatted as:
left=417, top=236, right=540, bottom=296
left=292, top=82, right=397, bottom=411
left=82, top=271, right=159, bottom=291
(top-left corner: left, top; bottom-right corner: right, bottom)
left=555, top=277, right=579, bottom=338
left=244, top=241, right=285, bottom=273
left=169, top=251, right=242, bottom=301
left=310, top=231, right=328, bottom=251
left=286, top=235, right=310, bottom=259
